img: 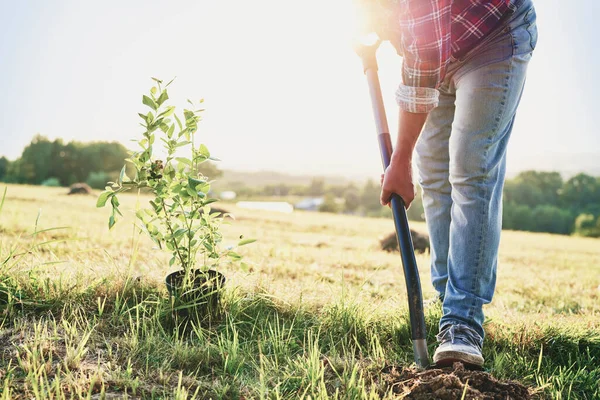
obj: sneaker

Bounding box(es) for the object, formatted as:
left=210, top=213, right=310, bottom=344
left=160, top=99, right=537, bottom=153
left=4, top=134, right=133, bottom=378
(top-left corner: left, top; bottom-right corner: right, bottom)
left=433, top=324, right=484, bottom=368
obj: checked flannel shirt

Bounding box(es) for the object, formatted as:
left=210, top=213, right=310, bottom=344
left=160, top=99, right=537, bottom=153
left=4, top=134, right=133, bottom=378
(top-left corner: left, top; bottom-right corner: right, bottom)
left=390, top=0, right=515, bottom=113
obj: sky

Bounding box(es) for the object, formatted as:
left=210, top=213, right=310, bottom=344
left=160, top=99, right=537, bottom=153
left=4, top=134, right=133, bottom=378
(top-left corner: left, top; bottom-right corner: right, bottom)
left=0, top=0, right=599, bottom=180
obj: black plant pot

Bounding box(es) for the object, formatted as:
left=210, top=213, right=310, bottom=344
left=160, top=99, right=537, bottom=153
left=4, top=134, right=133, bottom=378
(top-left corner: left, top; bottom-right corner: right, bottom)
left=165, top=269, right=226, bottom=320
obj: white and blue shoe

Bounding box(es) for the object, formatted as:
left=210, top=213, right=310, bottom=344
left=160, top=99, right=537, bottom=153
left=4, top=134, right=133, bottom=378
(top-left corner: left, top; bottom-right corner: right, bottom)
left=433, top=324, right=484, bottom=368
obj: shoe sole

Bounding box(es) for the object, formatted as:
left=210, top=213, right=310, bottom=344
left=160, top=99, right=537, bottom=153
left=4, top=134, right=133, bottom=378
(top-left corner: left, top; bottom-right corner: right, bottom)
left=433, top=350, right=484, bottom=368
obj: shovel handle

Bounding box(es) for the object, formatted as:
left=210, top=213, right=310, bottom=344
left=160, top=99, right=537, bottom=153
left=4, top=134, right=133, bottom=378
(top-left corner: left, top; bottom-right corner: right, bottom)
left=359, top=42, right=429, bottom=368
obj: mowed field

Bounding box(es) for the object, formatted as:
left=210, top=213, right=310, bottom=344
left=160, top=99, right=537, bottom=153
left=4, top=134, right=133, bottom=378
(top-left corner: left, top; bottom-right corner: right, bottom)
left=0, top=184, right=599, bottom=399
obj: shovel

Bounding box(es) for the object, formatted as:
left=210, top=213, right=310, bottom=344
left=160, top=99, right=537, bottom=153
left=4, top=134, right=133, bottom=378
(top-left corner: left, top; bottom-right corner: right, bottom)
left=356, top=38, right=429, bottom=368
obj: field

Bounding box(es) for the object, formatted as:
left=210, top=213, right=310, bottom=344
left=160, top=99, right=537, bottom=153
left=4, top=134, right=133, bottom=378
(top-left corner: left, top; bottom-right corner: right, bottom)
left=0, top=184, right=599, bottom=399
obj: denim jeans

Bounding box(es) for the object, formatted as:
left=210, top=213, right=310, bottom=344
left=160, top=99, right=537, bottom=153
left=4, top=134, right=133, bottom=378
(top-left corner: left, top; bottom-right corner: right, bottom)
left=414, top=0, right=538, bottom=339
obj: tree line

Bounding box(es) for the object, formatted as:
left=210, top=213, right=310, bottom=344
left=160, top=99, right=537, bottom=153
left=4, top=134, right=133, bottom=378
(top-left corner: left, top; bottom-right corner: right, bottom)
left=2, top=136, right=599, bottom=238
left=0, top=135, right=130, bottom=189
left=228, top=172, right=600, bottom=238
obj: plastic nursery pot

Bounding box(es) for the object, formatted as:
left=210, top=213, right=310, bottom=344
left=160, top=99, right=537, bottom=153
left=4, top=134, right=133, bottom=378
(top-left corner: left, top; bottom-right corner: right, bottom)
left=165, top=269, right=226, bottom=318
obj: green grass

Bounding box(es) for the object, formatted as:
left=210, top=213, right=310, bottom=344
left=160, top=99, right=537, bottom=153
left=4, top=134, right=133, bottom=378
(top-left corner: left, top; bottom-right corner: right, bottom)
left=0, top=184, right=599, bottom=399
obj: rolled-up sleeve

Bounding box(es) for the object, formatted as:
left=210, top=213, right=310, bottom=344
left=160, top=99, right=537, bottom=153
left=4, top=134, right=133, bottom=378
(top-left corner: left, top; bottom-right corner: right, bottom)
left=394, top=0, right=452, bottom=113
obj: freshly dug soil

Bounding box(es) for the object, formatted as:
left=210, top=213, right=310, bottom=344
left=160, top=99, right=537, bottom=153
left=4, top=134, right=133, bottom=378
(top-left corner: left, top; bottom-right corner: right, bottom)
left=382, top=362, right=531, bottom=399
left=380, top=230, right=430, bottom=254
left=67, top=182, right=93, bottom=195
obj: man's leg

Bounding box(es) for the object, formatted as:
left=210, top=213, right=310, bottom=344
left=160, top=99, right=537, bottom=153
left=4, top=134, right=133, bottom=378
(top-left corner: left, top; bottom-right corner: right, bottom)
left=440, top=51, right=532, bottom=340
left=414, top=90, right=455, bottom=299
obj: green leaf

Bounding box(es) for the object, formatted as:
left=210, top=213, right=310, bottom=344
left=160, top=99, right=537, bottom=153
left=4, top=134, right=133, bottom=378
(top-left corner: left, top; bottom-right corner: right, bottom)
left=143, top=95, right=158, bottom=110
left=175, top=141, right=191, bottom=148
left=227, top=251, right=242, bottom=261
left=118, top=165, right=130, bottom=184
left=240, top=262, right=249, bottom=272
left=135, top=210, right=146, bottom=222
left=188, top=177, right=206, bottom=190
left=110, top=195, right=120, bottom=208
left=165, top=77, right=176, bottom=87
left=108, top=215, right=116, bottom=229
left=158, top=106, right=175, bottom=118
left=151, top=77, right=163, bottom=84
left=174, top=114, right=183, bottom=131
left=173, top=228, right=187, bottom=238
left=198, top=144, right=210, bottom=158
left=157, top=90, right=169, bottom=106
left=238, top=238, right=256, bottom=246
left=96, top=191, right=113, bottom=208
left=167, top=124, right=175, bottom=138
left=186, top=186, right=197, bottom=198
left=150, top=87, right=157, bottom=95
left=176, top=157, right=192, bottom=166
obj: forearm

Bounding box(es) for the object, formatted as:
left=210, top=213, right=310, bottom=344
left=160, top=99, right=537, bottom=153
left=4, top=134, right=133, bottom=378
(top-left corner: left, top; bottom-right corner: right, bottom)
left=391, top=109, right=429, bottom=166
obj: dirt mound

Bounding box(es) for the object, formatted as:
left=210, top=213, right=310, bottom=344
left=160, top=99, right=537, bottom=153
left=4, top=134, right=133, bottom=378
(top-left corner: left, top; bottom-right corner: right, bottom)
left=380, top=230, right=430, bottom=254
left=67, top=183, right=93, bottom=195
left=383, top=362, right=531, bottom=399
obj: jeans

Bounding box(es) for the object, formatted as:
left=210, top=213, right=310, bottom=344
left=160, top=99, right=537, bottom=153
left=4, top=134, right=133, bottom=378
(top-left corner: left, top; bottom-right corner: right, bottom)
left=414, top=0, right=538, bottom=339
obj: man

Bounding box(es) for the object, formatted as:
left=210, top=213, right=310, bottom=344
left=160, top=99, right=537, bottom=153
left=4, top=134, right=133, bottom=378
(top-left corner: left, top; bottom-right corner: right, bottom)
left=366, top=0, right=537, bottom=367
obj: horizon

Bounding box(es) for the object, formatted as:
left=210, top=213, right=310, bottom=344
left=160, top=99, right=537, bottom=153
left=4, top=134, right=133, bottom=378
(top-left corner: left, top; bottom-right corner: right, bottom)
left=1, top=0, right=599, bottom=180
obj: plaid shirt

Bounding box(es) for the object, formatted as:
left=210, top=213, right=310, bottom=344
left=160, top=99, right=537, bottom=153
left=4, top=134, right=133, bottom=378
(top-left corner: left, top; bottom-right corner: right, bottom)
left=393, top=0, right=514, bottom=113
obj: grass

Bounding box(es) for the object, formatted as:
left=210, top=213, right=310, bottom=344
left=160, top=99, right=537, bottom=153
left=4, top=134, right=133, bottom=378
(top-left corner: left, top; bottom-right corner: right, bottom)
left=0, top=183, right=599, bottom=399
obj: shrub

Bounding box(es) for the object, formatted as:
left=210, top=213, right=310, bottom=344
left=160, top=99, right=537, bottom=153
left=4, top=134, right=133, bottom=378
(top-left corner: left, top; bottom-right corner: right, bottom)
left=319, top=194, right=340, bottom=213
left=574, top=213, right=600, bottom=238
left=86, top=171, right=112, bottom=190
left=530, top=205, right=573, bottom=235
left=41, top=177, right=61, bottom=187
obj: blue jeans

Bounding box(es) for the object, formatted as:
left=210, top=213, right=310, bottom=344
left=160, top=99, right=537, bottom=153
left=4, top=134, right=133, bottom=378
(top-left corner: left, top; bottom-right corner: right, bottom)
left=414, top=0, right=538, bottom=339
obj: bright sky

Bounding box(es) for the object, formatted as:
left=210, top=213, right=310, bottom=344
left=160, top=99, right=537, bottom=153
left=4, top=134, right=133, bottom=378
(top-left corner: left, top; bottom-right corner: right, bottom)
left=1, top=0, right=598, bottom=180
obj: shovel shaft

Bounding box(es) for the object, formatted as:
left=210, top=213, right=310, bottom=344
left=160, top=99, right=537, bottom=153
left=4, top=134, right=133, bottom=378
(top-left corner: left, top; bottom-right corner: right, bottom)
left=362, top=49, right=429, bottom=368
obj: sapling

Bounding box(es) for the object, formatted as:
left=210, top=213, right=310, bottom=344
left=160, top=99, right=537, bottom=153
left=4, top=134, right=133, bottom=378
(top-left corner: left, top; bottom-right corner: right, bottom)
left=97, top=78, right=253, bottom=294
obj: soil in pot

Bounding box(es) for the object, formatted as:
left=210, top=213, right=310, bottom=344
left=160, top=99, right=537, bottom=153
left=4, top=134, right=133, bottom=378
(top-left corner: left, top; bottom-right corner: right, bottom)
left=165, top=269, right=226, bottom=321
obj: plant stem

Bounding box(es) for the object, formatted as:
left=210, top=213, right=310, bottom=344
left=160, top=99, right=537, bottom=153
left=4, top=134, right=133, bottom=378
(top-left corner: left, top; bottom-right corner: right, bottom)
left=159, top=198, right=187, bottom=270
left=178, top=202, right=196, bottom=271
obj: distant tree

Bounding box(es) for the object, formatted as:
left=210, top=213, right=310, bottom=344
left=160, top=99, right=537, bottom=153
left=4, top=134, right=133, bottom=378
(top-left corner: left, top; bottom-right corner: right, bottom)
left=78, top=141, right=130, bottom=183
left=361, top=179, right=382, bottom=212
left=86, top=171, right=112, bottom=190
left=262, top=183, right=291, bottom=196
left=326, top=184, right=347, bottom=198
left=16, top=134, right=54, bottom=184
left=575, top=213, right=595, bottom=230
left=343, top=186, right=361, bottom=213
left=502, top=204, right=535, bottom=231
left=5, top=136, right=130, bottom=186
left=41, top=177, right=61, bottom=187
left=4, top=158, right=24, bottom=183
left=290, top=185, right=308, bottom=196
left=530, top=205, right=573, bottom=234
left=573, top=213, right=600, bottom=237
left=560, top=173, right=600, bottom=215
left=196, top=161, right=223, bottom=179
left=307, top=178, right=325, bottom=196
left=319, top=193, right=339, bottom=213
left=503, top=180, right=544, bottom=208
left=0, top=157, right=9, bottom=181
left=407, top=186, right=425, bottom=221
